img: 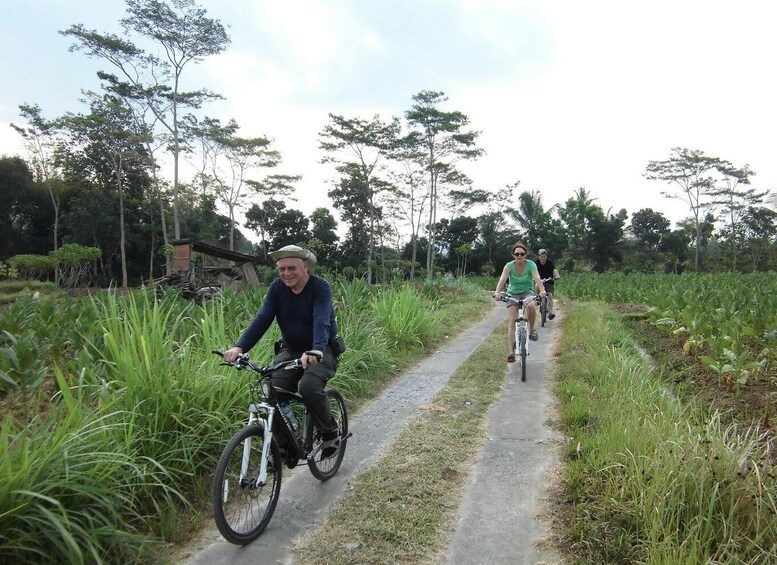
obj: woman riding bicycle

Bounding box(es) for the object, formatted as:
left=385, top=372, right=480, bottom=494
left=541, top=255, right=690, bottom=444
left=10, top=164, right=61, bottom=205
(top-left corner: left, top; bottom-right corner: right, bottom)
left=493, top=242, right=547, bottom=363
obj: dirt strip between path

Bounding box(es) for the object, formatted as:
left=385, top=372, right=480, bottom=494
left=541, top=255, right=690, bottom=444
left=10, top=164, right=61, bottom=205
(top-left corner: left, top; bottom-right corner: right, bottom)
left=182, top=302, right=561, bottom=565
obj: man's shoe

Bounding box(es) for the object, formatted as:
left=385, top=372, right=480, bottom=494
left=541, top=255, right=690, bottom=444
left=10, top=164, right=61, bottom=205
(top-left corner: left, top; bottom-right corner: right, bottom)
left=321, top=437, right=340, bottom=458
left=548, top=313, right=556, bottom=320
left=320, top=428, right=340, bottom=458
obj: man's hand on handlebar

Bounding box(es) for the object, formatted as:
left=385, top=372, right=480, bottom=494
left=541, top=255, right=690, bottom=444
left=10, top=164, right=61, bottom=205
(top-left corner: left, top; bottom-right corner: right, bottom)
left=301, top=350, right=323, bottom=369
left=223, top=346, right=244, bottom=364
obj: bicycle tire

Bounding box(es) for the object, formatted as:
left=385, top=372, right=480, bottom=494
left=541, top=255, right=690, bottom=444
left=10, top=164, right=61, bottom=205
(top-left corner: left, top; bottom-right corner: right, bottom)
left=212, top=424, right=282, bottom=545
left=540, top=298, right=547, bottom=327
left=518, top=326, right=527, bottom=382
left=307, top=388, right=348, bottom=481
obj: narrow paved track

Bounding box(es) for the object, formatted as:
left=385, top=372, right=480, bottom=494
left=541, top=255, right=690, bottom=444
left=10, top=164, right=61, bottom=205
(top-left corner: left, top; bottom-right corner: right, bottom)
left=184, top=303, right=514, bottom=565
left=446, top=309, right=560, bottom=564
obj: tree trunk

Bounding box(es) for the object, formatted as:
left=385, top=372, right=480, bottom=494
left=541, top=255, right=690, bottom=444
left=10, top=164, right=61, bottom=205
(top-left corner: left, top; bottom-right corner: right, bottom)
left=117, top=159, right=128, bottom=288
left=410, top=235, right=418, bottom=280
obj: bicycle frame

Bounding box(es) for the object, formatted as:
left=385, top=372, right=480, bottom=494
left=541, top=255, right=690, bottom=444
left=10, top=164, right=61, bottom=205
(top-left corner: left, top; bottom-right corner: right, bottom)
left=514, top=299, right=530, bottom=357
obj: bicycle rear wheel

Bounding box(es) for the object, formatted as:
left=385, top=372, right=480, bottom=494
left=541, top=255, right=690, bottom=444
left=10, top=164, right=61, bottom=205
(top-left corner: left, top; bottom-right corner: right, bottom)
left=307, top=388, right=349, bottom=481
left=213, top=424, right=282, bottom=545
left=518, top=326, right=527, bottom=382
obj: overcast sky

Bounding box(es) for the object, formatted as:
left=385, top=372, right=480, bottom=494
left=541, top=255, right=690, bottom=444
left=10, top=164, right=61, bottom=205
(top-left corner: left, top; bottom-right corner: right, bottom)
left=2, top=0, right=776, bottom=234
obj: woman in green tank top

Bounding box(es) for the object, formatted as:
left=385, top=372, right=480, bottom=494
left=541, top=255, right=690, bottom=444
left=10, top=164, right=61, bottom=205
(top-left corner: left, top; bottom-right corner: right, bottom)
left=492, top=242, right=548, bottom=362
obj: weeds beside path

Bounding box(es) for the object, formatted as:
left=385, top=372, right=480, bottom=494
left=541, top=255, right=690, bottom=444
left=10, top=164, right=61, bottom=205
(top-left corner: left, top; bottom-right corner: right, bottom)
left=549, top=302, right=777, bottom=563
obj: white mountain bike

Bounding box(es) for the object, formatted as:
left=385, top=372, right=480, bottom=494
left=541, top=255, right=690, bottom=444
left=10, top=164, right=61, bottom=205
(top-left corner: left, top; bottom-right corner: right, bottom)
left=499, top=293, right=541, bottom=382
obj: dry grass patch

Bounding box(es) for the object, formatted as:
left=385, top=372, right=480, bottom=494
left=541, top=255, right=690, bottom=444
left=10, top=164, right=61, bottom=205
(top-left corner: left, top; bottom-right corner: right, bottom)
left=295, top=323, right=508, bottom=564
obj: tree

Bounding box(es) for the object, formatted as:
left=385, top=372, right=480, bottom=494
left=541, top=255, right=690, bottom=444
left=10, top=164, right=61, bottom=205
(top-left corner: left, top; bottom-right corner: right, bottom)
left=0, top=157, right=35, bottom=258
left=557, top=187, right=599, bottom=269
left=630, top=208, right=670, bottom=250
left=309, top=207, right=339, bottom=263
left=405, top=90, right=483, bottom=279
left=740, top=206, right=777, bottom=271
left=10, top=105, right=64, bottom=270
left=677, top=213, right=716, bottom=271
left=508, top=189, right=547, bottom=250
left=62, top=92, right=152, bottom=287
left=245, top=174, right=300, bottom=258
left=588, top=208, right=627, bottom=273
left=627, top=208, right=670, bottom=272
left=710, top=163, right=766, bottom=271
left=328, top=164, right=373, bottom=272
left=214, top=132, right=281, bottom=251
left=62, top=0, right=230, bottom=241
left=98, top=70, right=173, bottom=277
left=645, top=148, right=722, bottom=271
left=385, top=135, right=430, bottom=279
left=270, top=209, right=310, bottom=249
left=659, top=229, right=691, bottom=274
left=245, top=198, right=286, bottom=255
left=320, top=113, right=400, bottom=283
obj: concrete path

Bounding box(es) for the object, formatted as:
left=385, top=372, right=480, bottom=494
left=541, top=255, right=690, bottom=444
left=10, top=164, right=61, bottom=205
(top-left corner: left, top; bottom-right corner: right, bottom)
left=446, top=311, right=560, bottom=564
left=184, top=302, right=520, bottom=565
left=182, top=303, right=561, bottom=564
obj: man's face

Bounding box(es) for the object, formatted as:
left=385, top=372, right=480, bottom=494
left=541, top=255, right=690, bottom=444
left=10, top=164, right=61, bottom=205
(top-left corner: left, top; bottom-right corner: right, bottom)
left=276, top=257, right=308, bottom=288
left=539, top=254, right=547, bottom=264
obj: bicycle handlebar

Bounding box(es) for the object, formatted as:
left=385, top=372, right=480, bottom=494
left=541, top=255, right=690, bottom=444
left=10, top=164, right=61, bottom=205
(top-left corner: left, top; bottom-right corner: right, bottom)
left=212, top=350, right=302, bottom=374
left=496, top=293, right=541, bottom=306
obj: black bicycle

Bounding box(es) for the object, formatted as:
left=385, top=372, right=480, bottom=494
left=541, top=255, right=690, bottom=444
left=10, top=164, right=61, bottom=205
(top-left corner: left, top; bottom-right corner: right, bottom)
left=211, top=350, right=351, bottom=545
left=539, top=277, right=553, bottom=327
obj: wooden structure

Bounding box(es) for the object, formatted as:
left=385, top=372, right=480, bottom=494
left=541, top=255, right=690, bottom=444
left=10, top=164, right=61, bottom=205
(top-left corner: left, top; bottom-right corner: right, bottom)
left=155, top=240, right=266, bottom=301
left=170, top=239, right=263, bottom=288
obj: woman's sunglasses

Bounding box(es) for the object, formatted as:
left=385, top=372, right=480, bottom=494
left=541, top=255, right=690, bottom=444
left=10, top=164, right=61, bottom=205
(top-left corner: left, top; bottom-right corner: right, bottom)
left=513, top=251, right=526, bottom=257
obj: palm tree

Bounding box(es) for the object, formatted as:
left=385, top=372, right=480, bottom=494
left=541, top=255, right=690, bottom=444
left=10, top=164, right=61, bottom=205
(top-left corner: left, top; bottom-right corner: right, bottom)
left=508, top=190, right=545, bottom=249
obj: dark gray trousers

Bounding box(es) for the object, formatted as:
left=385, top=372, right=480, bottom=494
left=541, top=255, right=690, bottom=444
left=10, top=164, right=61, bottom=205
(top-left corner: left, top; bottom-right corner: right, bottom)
left=271, top=345, right=338, bottom=432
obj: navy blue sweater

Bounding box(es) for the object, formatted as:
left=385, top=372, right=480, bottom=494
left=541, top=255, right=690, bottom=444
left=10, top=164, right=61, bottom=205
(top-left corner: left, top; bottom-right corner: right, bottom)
left=235, top=275, right=338, bottom=354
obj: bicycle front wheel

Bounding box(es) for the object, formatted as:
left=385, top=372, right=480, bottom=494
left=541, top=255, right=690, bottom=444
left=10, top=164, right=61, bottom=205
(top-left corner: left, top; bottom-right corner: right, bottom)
left=212, top=424, right=282, bottom=545
left=540, top=298, right=547, bottom=327
left=518, top=326, right=527, bottom=382
left=307, top=388, right=349, bottom=481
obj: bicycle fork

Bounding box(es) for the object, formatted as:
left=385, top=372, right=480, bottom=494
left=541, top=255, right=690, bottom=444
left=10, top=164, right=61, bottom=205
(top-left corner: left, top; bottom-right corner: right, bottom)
left=240, top=402, right=276, bottom=487
left=516, top=307, right=530, bottom=356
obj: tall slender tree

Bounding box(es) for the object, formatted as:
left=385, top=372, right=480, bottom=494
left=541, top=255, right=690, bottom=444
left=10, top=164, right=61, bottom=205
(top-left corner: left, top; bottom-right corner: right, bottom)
left=320, top=113, right=400, bottom=282
left=645, top=148, right=722, bottom=271
left=245, top=174, right=300, bottom=258
left=710, top=163, right=767, bottom=270
left=62, top=0, right=230, bottom=241
left=10, top=105, right=64, bottom=278
left=385, top=134, right=429, bottom=279
left=405, top=91, right=483, bottom=279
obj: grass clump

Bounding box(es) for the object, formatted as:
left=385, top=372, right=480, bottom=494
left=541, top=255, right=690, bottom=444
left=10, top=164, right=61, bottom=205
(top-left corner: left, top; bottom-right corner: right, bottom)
left=552, top=302, right=777, bottom=564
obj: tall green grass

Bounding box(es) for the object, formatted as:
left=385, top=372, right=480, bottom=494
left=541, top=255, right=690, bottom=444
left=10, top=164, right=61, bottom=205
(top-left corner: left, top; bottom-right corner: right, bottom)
left=0, top=279, right=489, bottom=563
left=554, top=303, right=777, bottom=563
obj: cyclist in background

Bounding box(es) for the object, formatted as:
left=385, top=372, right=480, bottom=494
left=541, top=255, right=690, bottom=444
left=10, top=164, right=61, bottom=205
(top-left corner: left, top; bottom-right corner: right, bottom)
left=535, top=248, right=560, bottom=319
left=493, top=242, right=547, bottom=363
